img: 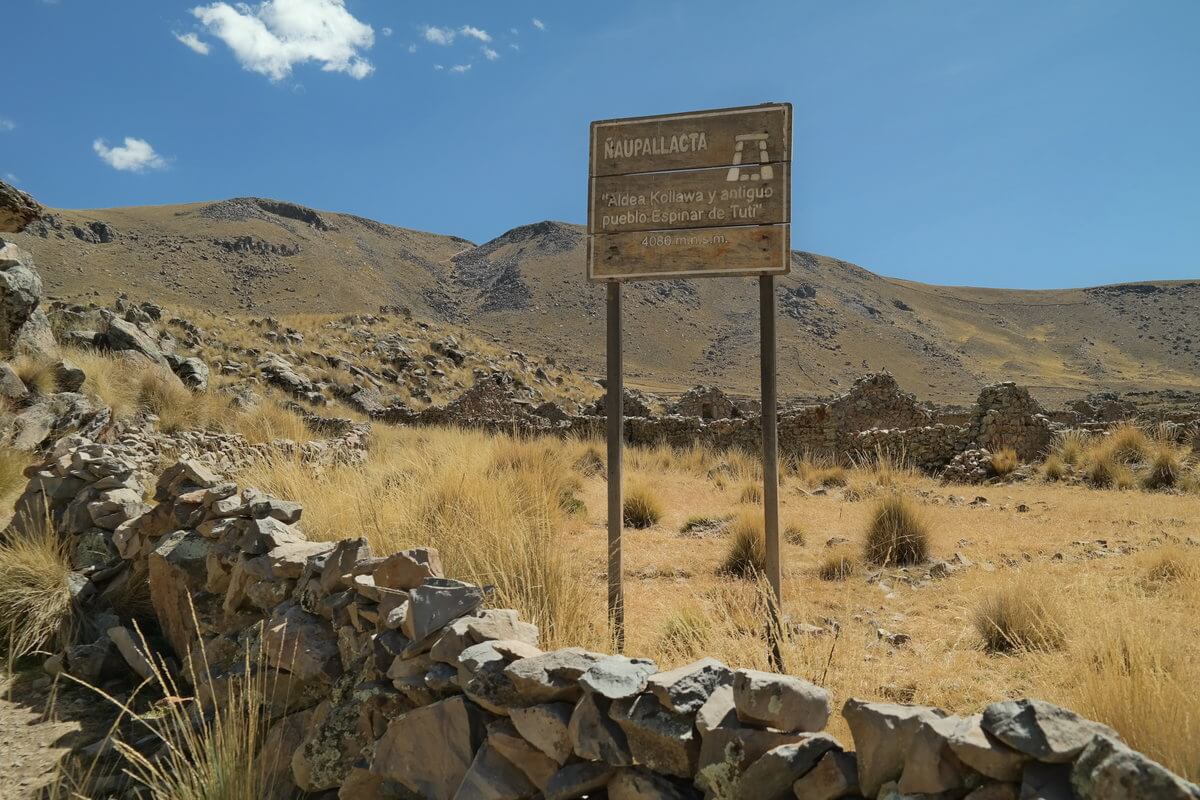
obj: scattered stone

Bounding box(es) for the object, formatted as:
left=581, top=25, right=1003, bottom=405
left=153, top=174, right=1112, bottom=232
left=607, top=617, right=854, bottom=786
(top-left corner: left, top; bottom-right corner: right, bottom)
left=1071, top=735, right=1200, bottom=800
left=610, top=693, right=700, bottom=779
left=504, top=648, right=605, bottom=704
left=646, top=657, right=731, bottom=714
left=842, top=699, right=950, bottom=798
left=580, top=655, right=658, bottom=700
left=509, top=703, right=575, bottom=765
left=371, top=696, right=492, bottom=800
left=544, top=762, right=617, bottom=800
left=734, top=736, right=841, bottom=800
left=791, top=750, right=860, bottom=800
left=569, top=691, right=633, bottom=765
left=403, top=578, right=485, bottom=641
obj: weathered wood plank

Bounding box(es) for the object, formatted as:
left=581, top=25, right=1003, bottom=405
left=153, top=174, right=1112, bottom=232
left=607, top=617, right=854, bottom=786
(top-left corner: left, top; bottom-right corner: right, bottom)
left=588, top=163, right=789, bottom=235
left=590, top=104, right=790, bottom=177
left=588, top=224, right=790, bottom=281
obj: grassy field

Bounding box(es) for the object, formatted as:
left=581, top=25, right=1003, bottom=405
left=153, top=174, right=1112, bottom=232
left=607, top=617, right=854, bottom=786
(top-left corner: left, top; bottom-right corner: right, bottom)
left=238, top=424, right=1200, bottom=780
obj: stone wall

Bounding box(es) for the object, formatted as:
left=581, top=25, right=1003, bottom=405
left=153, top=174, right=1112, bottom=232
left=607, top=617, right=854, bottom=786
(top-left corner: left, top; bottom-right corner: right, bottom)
left=9, top=437, right=1196, bottom=800
left=401, top=373, right=1057, bottom=474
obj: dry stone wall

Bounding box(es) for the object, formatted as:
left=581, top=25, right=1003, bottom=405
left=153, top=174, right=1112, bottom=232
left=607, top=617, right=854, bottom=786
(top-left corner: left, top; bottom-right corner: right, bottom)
left=10, top=437, right=1196, bottom=800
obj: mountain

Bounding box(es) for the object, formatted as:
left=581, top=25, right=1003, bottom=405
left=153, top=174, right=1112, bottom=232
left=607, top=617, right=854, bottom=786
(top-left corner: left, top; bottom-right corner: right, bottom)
left=8, top=192, right=1200, bottom=406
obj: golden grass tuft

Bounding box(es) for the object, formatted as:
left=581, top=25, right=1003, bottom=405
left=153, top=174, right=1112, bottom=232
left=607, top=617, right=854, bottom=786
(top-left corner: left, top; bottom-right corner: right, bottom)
left=974, top=576, right=1065, bottom=653
left=0, top=446, right=31, bottom=505
left=11, top=354, right=58, bottom=394
left=783, top=521, right=806, bottom=546
left=1141, top=443, right=1190, bottom=490
left=1042, top=453, right=1068, bottom=482
left=240, top=426, right=599, bottom=649
left=817, top=551, right=857, bottom=581
left=1084, top=453, right=1135, bottom=490
left=1055, top=430, right=1089, bottom=466
left=1105, top=423, right=1151, bottom=465
left=623, top=480, right=664, bottom=529
left=805, top=464, right=849, bottom=488
left=736, top=481, right=762, bottom=505
left=718, top=508, right=766, bottom=577
left=1141, top=545, right=1200, bottom=586
left=863, top=494, right=930, bottom=566
left=655, top=605, right=712, bottom=661
left=0, top=526, right=74, bottom=658
left=989, top=447, right=1019, bottom=477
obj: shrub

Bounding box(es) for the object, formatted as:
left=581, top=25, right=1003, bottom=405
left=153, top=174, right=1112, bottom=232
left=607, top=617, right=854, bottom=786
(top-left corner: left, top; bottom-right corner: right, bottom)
left=974, top=579, right=1064, bottom=653
left=623, top=481, right=663, bottom=529
left=0, top=526, right=74, bottom=658
left=718, top=508, right=766, bottom=577
left=818, top=552, right=857, bottom=581
left=863, top=495, right=929, bottom=566
left=1043, top=453, right=1068, bottom=481
left=989, top=448, right=1019, bottom=477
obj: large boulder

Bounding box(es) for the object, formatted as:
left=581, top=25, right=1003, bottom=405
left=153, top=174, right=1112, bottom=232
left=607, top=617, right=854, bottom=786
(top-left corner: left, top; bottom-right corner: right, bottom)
left=732, top=669, right=830, bottom=733
left=371, top=696, right=492, bottom=800
left=100, top=312, right=170, bottom=367
left=1071, top=735, right=1200, bottom=800
left=0, top=240, right=52, bottom=356
left=981, top=699, right=1118, bottom=764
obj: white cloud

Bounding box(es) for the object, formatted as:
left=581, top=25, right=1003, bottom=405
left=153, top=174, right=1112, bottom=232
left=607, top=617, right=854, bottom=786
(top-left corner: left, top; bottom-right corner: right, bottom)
left=174, top=31, right=211, bottom=54
left=449, top=64, right=470, bottom=74
left=191, top=0, right=375, bottom=82
left=93, top=137, right=168, bottom=173
left=421, top=25, right=456, bottom=45
left=407, top=43, right=417, bottom=54
left=0, top=118, right=14, bottom=133
left=459, top=25, right=490, bottom=43
left=532, top=18, right=546, bottom=31
left=481, top=46, right=498, bottom=61
left=433, top=64, right=444, bottom=71
left=381, top=26, right=392, bottom=37
left=3, top=174, right=19, bottom=185
left=509, top=43, right=519, bottom=51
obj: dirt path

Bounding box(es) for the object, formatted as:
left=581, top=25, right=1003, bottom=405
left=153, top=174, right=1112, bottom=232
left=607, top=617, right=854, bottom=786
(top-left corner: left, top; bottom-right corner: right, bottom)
left=0, top=665, right=118, bottom=799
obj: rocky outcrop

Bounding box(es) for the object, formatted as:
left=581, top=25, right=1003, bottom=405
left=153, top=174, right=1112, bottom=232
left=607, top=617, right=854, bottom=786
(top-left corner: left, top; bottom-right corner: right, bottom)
left=9, top=437, right=1195, bottom=800
left=0, top=180, right=43, bottom=233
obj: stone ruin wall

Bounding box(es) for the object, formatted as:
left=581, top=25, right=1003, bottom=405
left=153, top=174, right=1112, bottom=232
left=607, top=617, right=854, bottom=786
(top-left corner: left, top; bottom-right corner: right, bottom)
left=9, top=435, right=1196, bottom=800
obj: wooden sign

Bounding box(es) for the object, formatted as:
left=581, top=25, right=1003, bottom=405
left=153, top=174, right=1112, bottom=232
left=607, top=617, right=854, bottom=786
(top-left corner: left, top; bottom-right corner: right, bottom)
left=587, top=103, right=792, bottom=281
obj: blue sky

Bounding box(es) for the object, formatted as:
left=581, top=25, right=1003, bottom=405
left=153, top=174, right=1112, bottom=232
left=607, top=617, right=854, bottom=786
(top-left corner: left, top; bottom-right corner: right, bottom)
left=3, top=0, right=1198, bottom=289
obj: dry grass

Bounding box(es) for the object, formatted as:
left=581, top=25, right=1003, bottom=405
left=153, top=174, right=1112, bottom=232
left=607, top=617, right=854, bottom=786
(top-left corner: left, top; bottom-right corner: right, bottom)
left=1083, top=453, right=1136, bottom=490
left=817, top=551, right=857, bottom=581
left=623, top=480, right=664, bottom=529
left=655, top=605, right=712, bottom=661
left=1141, top=545, right=1200, bottom=586
left=11, top=354, right=58, bottom=394
left=0, top=525, right=74, bottom=658
left=1141, top=443, right=1190, bottom=490
left=718, top=508, right=766, bottom=577
left=974, top=576, right=1065, bottom=653
left=989, top=447, right=1019, bottom=477
left=240, top=426, right=600, bottom=649
left=0, top=446, right=30, bottom=508
left=863, top=494, right=930, bottom=566
left=1105, top=423, right=1151, bottom=465
left=1055, top=430, right=1089, bottom=466
left=1042, top=453, right=1068, bottom=481
left=736, top=481, right=762, bottom=505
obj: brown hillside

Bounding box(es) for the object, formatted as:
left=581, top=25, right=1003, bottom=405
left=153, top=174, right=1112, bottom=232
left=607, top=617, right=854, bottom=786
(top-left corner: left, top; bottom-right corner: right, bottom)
left=9, top=194, right=1200, bottom=405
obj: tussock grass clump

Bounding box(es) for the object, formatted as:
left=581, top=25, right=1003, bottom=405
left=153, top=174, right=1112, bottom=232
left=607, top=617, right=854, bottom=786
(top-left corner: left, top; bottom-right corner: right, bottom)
left=1042, top=453, right=1068, bottom=482
left=573, top=443, right=605, bottom=477
left=805, top=464, right=848, bottom=488
left=1055, top=430, right=1089, bottom=466
left=0, top=446, right=31, bottom=503
left=783, top=521, right=806, bottom=546
left=623, top=480, right=663, bottom=529
left=1141, top=545, right=1200, bottom=586
left=679, top=515, right=725, bottom=536
left=818, top=552, right=857, bottom=581
left=1105, top=423, right=1151, bottom=465
left=1141, top=444, right=1190, bottom=490
left=989, top=447, right=1019, bottom=477
left=656, top=605, right=712, bottom=660
left=0, top=527, right=74, bottom=658
left=1084, top=454, right=1135, bottom=490
left=863, top=495, right=929, bottom=566
left=737, top=481, right=762, bottom=505
left=974, top=578, right=1064, bottom=653
left=11, top=354, right=58, bottom=394
left=718, top=508, right=766, bottom=578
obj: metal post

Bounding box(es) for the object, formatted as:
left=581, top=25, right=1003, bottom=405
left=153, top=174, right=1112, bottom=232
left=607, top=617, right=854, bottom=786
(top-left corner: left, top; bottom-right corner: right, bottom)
left=606, top=281, right=625, bottom=651
left=760, top=274, right=783, bottom=670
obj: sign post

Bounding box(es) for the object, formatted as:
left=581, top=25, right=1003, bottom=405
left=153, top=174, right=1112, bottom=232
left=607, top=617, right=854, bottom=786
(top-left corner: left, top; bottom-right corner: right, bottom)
left=587, top=103, right=792, bottom=666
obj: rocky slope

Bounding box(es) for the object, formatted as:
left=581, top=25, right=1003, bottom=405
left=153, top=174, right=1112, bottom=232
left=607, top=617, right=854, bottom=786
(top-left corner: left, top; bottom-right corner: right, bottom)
left=8, top=185, right=1199, bottom=405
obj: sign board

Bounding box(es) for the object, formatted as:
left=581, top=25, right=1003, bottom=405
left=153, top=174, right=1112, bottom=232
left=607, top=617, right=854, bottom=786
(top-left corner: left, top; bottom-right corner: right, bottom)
left=587, top=103, right=792, bottom=281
